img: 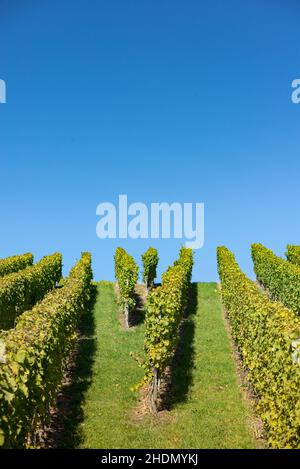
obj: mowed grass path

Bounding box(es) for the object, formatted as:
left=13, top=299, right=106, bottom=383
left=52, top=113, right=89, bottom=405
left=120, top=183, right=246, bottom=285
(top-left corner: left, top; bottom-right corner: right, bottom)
left=76, top=282, right=260, bottom=448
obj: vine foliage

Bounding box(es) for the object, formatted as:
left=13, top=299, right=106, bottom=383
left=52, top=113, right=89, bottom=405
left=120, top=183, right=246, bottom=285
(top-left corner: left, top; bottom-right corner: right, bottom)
left=252, top=243, right=300, bottom=314
left=0, top=253, right=33, bottom=278
left=0, top=253, right=62, bottom=330
left=141, top=247, right=159, bottom=290
left=140, top=246, right=193, bottom=413
left=114, top=247, right=138, bottom=327
left=218, top=246, right=300, bottom=448
left=0, top=252, right=93, bottom=448
left=286, top=245, right=300, bottom=267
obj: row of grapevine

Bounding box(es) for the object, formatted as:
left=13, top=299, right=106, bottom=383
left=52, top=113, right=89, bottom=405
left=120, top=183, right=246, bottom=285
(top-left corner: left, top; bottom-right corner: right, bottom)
left=142, top=247, right=194, bottom=413
left=0, top=253, right=33, bottom=278
left=252, top=243, right=300, bottom=314
left=0, top=253, right=62, bottom=330
left=114, top=247, right=159, bottom=327
left=0, top=252, right=93, bottom=448
left=217, top=246, right=300, bottom=448
left=141, top=247, right=159, bottom=290
left=114, top=247, right=139, bottom=327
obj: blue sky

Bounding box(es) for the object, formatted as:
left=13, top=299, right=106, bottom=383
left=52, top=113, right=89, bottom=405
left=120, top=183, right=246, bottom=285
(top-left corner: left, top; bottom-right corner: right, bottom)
left=0, top=0, right=300, bottom=281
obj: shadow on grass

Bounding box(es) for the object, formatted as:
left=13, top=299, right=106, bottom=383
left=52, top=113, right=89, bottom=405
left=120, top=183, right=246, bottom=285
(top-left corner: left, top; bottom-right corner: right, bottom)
left=128, top=283, right=151, bottom=327
left=160, top=282, right=198, bottom=410
left=45, top=284, right=97, bottom=448
left=129, top=290, right=146, bottom=327
left=130, top=282, right=161, bottom=327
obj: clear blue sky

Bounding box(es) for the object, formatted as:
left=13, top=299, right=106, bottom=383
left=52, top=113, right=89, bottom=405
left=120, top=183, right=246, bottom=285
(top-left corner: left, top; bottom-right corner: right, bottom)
left=1, top=0, right=300, bottom=281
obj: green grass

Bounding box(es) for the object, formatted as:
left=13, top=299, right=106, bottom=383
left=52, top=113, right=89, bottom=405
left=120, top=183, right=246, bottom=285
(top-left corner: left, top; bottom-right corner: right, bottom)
left=66, top=282, right=261, bottom=448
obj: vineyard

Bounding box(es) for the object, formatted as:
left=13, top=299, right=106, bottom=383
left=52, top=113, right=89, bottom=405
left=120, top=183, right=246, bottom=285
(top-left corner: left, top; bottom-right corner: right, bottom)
left=0, top=245, right=299, bottom=449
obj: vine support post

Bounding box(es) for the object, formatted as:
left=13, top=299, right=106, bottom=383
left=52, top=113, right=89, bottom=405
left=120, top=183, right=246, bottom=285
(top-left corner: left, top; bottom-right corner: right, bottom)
left=149, top=367, right=159, bottom=414
left=124, top=305, right=129, bottom=329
